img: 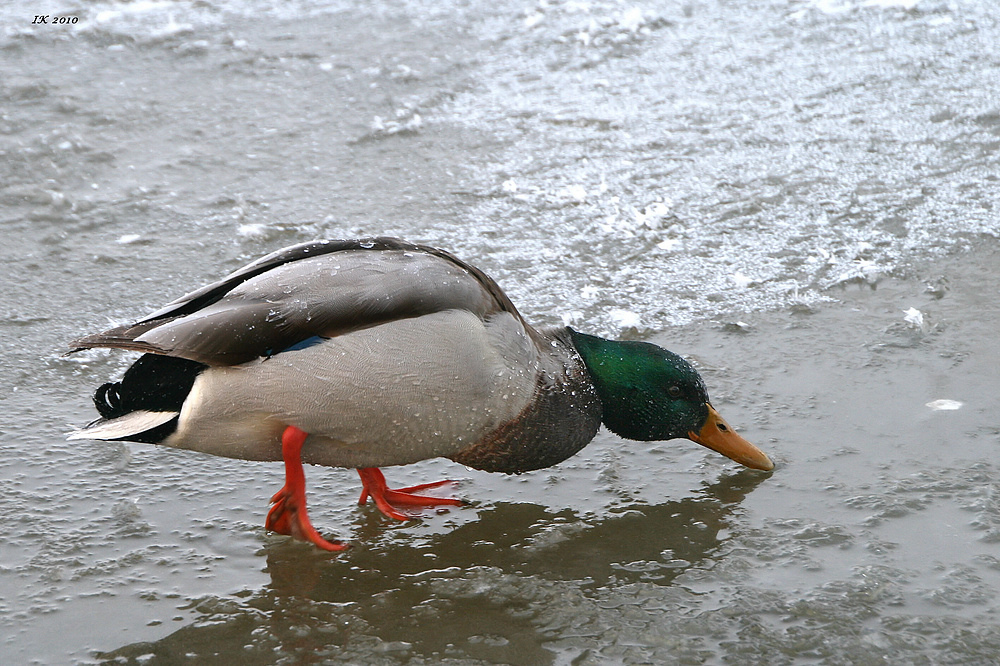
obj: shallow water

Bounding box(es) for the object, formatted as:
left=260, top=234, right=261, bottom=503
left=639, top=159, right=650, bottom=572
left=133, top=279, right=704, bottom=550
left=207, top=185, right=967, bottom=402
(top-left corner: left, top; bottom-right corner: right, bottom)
left=2, top=0, right=1000, bottom=664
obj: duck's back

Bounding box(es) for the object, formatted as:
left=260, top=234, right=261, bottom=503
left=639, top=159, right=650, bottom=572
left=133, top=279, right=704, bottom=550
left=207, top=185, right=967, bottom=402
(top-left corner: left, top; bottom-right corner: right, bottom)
left=73, top=239, right=520, bottom=366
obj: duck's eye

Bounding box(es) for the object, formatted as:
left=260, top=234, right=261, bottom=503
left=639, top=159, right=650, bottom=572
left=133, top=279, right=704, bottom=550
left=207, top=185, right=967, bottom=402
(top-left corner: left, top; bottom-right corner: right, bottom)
left=667, top=385, right=682, bottom=398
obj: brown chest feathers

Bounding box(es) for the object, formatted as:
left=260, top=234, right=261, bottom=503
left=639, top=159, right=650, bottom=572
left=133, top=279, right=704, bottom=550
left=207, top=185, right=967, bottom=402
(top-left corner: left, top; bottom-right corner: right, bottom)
left=449, top=328, right=602, bottom=474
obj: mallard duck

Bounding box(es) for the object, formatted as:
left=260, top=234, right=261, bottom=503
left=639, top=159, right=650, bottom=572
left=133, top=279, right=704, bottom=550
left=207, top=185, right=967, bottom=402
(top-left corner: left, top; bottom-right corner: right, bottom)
left=69, top=238, right=773, bottom=550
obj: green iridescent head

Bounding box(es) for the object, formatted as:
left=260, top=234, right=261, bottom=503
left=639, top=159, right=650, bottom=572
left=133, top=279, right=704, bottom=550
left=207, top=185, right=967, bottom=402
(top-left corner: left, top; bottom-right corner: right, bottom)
left=568, top=328, right=773, bottom=470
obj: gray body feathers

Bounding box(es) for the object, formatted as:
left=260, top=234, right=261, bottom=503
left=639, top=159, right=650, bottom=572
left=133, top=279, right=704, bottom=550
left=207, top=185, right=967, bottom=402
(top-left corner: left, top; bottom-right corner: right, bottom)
left=70, top=238, right=602, bottom=473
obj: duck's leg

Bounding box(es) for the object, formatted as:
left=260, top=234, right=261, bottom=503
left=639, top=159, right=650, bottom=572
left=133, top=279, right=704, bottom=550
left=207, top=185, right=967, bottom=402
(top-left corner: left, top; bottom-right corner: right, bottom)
left=356, top=468, right=462, bottom=521
left=266, top=425, right=348, bottom=551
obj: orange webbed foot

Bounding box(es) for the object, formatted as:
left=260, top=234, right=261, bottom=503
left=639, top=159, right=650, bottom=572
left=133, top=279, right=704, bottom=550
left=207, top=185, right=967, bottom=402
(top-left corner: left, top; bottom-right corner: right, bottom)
left=356, top=467, right=463, bottom=521
left=266, top=425, right=348, bottom=552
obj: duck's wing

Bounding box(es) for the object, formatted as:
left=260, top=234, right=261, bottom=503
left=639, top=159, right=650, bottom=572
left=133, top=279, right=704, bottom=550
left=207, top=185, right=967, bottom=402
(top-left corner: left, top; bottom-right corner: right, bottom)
left=70, top=238, right=525, bottom=366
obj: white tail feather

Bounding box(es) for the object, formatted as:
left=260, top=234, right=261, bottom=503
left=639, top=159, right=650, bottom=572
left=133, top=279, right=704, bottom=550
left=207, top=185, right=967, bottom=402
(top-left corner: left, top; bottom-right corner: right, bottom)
left=67, top=410, right=178, bottom=441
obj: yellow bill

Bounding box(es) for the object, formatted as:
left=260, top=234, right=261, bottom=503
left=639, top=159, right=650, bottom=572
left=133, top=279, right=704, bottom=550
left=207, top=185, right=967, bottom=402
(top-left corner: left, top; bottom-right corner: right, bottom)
left=688, top=403, right=774, bottom=471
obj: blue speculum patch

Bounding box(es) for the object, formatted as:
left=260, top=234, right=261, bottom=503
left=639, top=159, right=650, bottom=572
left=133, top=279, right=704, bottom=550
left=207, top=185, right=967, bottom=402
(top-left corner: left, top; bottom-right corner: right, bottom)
left=275, top=335, right=327, bottom=356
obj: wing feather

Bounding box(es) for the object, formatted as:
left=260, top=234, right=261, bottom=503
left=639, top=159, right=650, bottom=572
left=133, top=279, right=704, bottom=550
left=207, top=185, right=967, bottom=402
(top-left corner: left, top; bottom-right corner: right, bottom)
left=70, top=238, right=524, bottom=365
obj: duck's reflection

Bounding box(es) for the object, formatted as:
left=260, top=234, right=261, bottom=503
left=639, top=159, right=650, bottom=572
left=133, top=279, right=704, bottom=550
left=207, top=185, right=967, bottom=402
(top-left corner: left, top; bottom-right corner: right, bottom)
left=96, top=469, right=768, bottom=664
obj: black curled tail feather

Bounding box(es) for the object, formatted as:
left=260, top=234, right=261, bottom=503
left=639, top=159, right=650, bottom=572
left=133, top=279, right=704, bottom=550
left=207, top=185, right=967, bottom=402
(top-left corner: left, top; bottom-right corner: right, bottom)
left=107, top=353, right=207, bottom=415
left=94, top=382, right=123, bottom=418
left=84, top=354, right=208, bottom=444
left=71, top=354, right=207, bottom=444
